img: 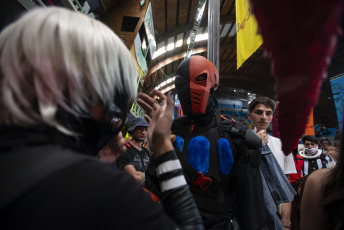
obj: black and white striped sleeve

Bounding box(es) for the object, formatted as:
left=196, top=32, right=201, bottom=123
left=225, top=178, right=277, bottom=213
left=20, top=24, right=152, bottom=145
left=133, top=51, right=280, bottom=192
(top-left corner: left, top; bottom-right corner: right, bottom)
left=154, top=150, right=203, bottom=230
left=155, top=151, right=186, bottom=192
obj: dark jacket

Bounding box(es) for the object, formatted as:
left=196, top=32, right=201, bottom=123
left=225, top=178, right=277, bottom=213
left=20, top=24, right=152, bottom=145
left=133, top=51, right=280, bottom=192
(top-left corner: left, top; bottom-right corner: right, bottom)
left=0, top=126, right=203, bottom=230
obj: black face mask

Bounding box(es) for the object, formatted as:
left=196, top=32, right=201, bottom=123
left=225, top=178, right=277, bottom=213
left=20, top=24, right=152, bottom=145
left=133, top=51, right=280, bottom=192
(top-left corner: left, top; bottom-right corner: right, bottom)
left=55, top=96, right=131, bottom=156
left=95, top=102, right=128, bottom=153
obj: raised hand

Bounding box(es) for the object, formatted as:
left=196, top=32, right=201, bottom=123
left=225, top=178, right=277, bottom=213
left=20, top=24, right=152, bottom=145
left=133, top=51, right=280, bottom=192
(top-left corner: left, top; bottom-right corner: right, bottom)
left=254, top=128, right=268, bottom=144
left=137, top=89, right=174, bottom=157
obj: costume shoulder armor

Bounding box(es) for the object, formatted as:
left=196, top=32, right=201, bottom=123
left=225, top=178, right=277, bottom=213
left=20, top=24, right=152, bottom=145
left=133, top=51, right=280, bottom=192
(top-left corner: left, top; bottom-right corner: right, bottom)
left=244, top=129, right=261, bottom=149
left=220, top=115, right=261, bottom=168
left=221, top=115, right=260, bottom=147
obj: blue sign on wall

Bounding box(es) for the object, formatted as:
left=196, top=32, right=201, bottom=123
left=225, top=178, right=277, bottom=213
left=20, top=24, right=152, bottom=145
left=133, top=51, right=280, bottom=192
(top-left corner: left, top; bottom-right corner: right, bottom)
left=330, top=75, right=344, bottom=133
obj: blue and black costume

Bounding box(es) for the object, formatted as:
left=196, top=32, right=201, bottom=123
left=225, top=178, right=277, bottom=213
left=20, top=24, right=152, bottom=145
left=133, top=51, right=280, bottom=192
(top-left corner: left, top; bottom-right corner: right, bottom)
left=145, top=56, right=268, bottom=230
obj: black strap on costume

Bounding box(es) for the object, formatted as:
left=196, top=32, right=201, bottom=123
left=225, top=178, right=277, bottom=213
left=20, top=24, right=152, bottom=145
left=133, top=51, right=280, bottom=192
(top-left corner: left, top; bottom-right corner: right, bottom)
left=220, top=114, right=261, bottom=168
left=0, top=145, right=89, bottom=215
left=215, top=109, right=225, bottom=138
left=319, top=152, right=329, bottom=168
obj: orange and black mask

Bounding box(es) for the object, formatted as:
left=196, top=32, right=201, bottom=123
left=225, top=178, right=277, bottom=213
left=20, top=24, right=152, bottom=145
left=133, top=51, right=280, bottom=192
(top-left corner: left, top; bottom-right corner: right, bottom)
left=175, top=56, right=219, bottom=116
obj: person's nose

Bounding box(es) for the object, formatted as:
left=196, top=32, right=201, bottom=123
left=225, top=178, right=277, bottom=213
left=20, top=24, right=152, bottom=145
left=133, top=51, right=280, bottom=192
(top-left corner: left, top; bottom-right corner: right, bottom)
left=260, top=113, right=267, bottom=120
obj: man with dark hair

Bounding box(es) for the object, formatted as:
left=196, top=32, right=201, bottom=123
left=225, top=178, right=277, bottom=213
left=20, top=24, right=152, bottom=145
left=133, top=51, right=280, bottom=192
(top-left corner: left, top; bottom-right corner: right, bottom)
left=319, top=137, right=339, bottom=161
left=248, top=97, right=296, bottom=176
left=248, top=96, right=296, bottom=230
left=294, top=135, right=336, bottom=177
left=248, top=97, right=276, bottom=115
left=117, top=117, right=150, bottom=184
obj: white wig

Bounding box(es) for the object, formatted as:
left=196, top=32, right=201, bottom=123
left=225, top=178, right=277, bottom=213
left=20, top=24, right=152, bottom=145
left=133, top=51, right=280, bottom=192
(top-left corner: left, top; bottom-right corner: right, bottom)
left=0, top=7, right=137, bottom=134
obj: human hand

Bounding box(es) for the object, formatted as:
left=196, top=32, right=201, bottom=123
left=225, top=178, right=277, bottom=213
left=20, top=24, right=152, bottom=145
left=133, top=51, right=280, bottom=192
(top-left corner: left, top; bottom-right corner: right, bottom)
left=137, top=89, right=174, bottom=157
left=98, top=132, right=126, bottom=163
left=109, top=132, right=127, bottom=157
left=254, top=128, right=268, bottom=144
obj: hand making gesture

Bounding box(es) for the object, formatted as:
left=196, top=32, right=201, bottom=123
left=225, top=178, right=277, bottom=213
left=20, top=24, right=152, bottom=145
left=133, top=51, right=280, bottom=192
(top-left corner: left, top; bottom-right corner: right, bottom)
left=137, top=89, right=174, bottom=157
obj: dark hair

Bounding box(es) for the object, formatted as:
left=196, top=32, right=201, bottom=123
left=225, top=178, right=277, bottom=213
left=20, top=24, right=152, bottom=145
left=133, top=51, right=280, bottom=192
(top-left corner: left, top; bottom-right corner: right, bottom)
left=248, top=97, right=276, bottom=113
left=302, top=135, right=319, bottom=144
left=321, top=123, right=344, bottom=230
left=320, top=138, right=331, bottom=146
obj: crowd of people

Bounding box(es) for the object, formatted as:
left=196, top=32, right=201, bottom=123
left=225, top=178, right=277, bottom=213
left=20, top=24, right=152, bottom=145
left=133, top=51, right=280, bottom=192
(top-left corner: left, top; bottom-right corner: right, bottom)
left=0, top=6, right=343, bottom=230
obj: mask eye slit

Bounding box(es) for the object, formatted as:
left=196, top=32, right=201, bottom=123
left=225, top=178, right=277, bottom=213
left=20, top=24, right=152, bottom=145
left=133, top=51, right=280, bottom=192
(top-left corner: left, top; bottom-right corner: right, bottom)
left=195, top=73, right=207, bottom=81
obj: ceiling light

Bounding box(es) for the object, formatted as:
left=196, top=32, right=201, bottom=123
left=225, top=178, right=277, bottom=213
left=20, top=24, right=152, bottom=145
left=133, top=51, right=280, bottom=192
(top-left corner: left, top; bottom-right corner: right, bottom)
left=167, top=43, right=174, bottom=51
left=175, top=39, right=183, bottom=47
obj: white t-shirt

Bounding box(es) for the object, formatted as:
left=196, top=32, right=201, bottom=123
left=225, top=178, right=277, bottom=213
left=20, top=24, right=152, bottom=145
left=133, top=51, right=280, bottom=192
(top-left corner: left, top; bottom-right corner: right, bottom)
left=267, top=135, right=297, bottom=175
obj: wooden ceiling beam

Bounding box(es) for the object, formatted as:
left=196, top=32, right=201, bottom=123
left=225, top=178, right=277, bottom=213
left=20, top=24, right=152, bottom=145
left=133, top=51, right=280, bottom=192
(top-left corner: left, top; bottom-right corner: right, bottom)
left=226, top=0, right=235, bottom=15
left=220, top=0, right=227, bottom=10
left=156, top=14, right=235, bottom=43
left=146, top=42, right=237, bottom=83
left=176, top=0, right=180, bottom=26
left=186, top=0, right=192, bottom=23
left=147, top=47, right=207, bottom=77
left=164, top=0, right=168, bottom=31
left=148, top=41, right=234, bottom=72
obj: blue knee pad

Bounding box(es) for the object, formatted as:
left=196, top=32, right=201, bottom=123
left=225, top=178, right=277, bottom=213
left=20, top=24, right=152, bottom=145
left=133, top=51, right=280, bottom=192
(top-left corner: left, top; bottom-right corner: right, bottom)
left=217, top=138, right=234, bottom=175
left=175, top=135, right=184, bottom=152
left=188, top=136, right=210, bottom=175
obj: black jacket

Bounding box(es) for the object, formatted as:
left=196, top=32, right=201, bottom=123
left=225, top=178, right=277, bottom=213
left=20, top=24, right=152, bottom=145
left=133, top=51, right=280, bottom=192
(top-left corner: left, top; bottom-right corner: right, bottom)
left=0, top=126, right=203, bottom=230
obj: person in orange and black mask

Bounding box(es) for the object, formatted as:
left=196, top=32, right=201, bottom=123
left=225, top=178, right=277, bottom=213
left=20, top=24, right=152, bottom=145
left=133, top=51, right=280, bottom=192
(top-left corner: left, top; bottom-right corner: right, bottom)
left=144, top=55, right=268, bottom=230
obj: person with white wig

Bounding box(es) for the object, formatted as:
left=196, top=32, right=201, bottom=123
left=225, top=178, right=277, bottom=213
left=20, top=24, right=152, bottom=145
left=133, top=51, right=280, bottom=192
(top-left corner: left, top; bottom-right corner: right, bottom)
left=0, top=7, right=203, bottom=230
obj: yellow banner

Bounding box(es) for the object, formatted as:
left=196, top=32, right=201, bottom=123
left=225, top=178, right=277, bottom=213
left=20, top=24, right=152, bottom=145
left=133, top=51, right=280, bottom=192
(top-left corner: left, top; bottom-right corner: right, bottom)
left=130, top=44, right=144, bottom=79
left=236, top=0, right=263, bottom=69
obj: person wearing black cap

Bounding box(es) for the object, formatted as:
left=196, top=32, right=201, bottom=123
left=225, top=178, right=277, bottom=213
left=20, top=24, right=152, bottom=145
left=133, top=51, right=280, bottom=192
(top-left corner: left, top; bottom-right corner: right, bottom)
left=117, top=117, right=151, bottom=184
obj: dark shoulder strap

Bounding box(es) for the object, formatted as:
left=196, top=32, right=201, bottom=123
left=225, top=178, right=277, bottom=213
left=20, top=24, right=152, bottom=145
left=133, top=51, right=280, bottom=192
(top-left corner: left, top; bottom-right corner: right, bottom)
left=294, top=153, right=304, bottom=171
left=319, top=152, right=329, bottom=168
left=220, top=115, right=261, bottom=168
left=0, top=145, right=90, bottom=214
left=220, top=115, right=247, bottom=140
